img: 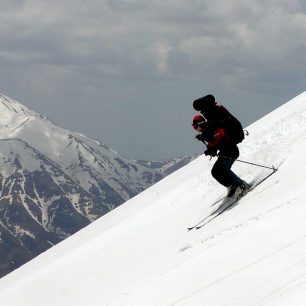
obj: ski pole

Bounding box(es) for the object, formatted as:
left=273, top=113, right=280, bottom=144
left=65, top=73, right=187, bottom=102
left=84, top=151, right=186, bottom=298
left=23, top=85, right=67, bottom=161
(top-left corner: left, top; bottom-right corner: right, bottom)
left=217, top=154, right=278, bottom=171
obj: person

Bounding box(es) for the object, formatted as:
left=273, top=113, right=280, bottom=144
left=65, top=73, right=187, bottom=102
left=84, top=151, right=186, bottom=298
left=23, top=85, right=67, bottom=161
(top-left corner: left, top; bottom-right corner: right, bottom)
left=192, top=114, right=249, bottom=198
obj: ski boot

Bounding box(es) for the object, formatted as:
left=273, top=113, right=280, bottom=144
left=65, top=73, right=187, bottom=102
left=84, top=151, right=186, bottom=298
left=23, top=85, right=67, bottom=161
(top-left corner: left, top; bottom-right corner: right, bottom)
left=234, top=181, right=251, bottom=200
left=227, top=185, right=237, bottom=198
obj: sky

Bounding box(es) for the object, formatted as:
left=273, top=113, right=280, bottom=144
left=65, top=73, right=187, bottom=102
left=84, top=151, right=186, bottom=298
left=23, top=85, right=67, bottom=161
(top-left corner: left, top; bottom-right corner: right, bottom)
left=0, top=0, right=305, bottom=160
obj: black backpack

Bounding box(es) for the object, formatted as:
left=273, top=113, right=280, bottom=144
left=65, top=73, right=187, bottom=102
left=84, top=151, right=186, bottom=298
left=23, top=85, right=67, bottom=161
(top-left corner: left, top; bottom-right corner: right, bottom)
left=196, top=100, right=246, bottom=144
left=225, top=115, right=245, bottom=144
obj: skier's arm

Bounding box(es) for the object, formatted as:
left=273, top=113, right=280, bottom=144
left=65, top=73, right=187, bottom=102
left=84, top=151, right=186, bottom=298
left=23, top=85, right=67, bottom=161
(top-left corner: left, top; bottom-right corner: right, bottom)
left=195, top=131, right=213, bottom=143
left=207, top=128, right=225, bottom=150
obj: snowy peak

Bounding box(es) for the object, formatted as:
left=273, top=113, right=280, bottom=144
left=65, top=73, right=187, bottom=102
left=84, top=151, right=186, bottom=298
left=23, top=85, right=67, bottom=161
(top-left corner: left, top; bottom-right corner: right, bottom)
left=0, top=94, right=35, bottom=117
left=0, top=94, right=50, bottom=143
left=0, top=94, right=46, bottom=127
left=0, top=92, right=306, bottom=305
left=0, top=94, right=163, bottom=277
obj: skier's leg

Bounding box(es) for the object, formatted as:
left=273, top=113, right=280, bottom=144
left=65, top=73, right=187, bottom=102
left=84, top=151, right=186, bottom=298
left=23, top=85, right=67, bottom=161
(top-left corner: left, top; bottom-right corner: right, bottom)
left=211, top=156, right=242, bottom=187
left=211, top=143, right=244, bottom=187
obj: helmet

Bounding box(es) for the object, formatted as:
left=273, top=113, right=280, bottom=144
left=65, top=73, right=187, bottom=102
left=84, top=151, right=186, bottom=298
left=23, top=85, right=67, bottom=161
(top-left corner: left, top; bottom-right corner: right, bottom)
left=192, top=115, right=206, bottom=128
left=193, top=94, right=216, bottom=111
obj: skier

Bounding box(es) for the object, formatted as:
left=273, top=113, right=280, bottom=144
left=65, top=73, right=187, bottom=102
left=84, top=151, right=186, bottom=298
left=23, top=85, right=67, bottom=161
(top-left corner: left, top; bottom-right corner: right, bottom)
left=192, top=114, right=250, bottom=198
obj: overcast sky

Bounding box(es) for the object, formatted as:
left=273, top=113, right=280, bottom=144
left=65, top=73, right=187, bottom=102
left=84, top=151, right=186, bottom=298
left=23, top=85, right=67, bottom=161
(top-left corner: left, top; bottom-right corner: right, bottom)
left=0, top=0, right=305, bottom=160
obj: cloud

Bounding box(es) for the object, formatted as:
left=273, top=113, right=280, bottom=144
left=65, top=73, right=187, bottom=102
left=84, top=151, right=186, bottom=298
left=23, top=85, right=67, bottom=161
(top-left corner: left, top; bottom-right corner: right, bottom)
left=0, top=0, right=305, bottom=158
left=1, top=1, right=305, bottom=82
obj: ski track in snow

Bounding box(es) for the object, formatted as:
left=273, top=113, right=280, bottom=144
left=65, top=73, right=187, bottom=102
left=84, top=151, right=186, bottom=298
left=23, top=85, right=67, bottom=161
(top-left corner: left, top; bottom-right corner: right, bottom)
left=173, top=201, right=306, bottom=305
left=172, top=234, right=306, bottom=306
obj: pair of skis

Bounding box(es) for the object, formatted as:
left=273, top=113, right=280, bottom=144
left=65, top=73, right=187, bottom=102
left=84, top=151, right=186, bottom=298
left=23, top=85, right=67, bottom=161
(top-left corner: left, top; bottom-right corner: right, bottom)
left=187, top=167, right=278, bottom=231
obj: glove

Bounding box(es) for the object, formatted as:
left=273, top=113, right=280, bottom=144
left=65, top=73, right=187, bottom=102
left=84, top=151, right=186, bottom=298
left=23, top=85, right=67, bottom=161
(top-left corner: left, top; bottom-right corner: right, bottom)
left=195, top=134, right=203, bottom=141
left=204, top=149, right=217, bottom=157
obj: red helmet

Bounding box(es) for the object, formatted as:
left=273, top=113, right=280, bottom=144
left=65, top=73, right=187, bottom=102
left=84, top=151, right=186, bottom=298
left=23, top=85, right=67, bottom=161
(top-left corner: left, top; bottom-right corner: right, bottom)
left=192, top=115, right=206, bottom=128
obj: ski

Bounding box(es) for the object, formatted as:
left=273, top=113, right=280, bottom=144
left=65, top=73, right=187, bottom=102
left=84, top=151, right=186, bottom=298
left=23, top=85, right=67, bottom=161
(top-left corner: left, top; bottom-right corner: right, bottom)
left=186, top=193, right=227, bottom=231
left=195, top=192, right=247, bottom=230
left=188, top=167, right=278, bottom=231
left=187, top=209, right=221, bottom=231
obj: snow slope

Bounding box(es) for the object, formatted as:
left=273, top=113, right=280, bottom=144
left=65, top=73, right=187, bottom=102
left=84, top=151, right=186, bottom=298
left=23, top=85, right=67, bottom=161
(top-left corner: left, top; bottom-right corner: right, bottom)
left=1, top=92, right=306, bottom=306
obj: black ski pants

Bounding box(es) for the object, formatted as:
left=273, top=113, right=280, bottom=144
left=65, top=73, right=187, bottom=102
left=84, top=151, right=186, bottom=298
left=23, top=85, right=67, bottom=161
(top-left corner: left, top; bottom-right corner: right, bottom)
left=211, top=142, right=244, bottom=187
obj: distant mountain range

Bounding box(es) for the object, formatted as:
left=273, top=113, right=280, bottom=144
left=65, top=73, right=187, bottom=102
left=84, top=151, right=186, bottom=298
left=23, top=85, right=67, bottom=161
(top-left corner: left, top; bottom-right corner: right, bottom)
left=0, top=94, right=194, bottom=277
left=138, top=156, right=197, bottom=175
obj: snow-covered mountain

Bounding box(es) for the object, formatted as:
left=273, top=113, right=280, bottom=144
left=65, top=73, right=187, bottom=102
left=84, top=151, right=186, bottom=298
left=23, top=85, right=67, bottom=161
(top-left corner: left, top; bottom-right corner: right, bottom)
left=0, top=94, right=163, bottom=277
left=1, top=91, right=306, bottom=305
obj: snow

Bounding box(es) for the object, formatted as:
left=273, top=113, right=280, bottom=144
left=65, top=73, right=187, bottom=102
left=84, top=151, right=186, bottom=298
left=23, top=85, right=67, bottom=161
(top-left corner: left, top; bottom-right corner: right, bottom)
left=1, top=91, right=306, bottom=305
left=13, top=225, right=35, bottom=240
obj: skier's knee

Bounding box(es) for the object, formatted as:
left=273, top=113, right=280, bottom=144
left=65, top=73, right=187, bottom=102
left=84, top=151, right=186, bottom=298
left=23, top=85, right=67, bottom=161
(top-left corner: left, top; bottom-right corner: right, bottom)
left=211, top=165, right=220, bottom=180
